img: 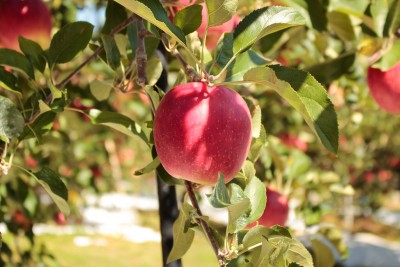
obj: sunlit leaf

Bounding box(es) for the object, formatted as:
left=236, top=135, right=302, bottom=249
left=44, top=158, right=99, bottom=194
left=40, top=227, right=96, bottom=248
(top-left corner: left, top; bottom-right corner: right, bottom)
left=0, top=96, right=25, bottom=143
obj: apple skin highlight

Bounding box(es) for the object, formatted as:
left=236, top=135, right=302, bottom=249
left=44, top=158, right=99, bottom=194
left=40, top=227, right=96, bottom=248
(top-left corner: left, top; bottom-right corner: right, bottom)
left=154, top=82, right=252, bottom=185
left=367, top=63, right=400, bottom=114
left=0, top=0, right=52, bottom=51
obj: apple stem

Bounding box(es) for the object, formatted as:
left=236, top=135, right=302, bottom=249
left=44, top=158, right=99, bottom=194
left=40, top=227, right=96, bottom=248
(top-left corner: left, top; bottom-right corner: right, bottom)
left=56, top=14, right=137, bottom=89
left=184, top=181, right=227, bottom=267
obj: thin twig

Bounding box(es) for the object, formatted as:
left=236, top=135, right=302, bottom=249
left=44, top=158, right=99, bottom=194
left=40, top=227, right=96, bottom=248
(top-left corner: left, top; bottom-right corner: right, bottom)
left=184, top=181, right=227, bottom=267
left=135, top=16, right=148, bottom=87
left=56, top=14, right=137, bottom=89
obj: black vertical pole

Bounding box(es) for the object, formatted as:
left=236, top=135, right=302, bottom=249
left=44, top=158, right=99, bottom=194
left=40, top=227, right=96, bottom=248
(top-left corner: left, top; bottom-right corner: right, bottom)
left=155, top=46, right=182, bottom=267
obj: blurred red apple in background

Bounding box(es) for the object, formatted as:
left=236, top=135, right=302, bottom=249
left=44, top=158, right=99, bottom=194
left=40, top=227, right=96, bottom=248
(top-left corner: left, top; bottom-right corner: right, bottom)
left=248, top=186, right=289, bottom=228
left=0, top=0, right=52, bottom=51
left=279, top=133, right=308, bottom=152
left=153, top=82, right=252, bottom=185
left=367, top=63, right=400, bottom=114
left=54, top=211, right=66, bottom=225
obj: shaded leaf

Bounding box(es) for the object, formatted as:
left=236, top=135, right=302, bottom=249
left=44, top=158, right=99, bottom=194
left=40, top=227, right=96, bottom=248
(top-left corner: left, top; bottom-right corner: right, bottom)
left=32, top=167, right=69, bottom=215
left=0, top=67, right=21, bottom=95
left=49, top=22, right=94, bottom=65
left=101, top=34, right=121, bottom=70
left=101, top=0, right=128, bottom=34
left=19, top=37, right=46, bottom=73
left=327, top=11, right=355, bottom=41
left=19, top=111, right=56, bottom=141
left=306, top=52, right=356, bottom=85
left=0, top=49, right=34, bottom=78
left=207, top=173, right=230, bottom=208
left=174, top=4, right=203, bottom=35
left=383, top=0, right=400, bottom=36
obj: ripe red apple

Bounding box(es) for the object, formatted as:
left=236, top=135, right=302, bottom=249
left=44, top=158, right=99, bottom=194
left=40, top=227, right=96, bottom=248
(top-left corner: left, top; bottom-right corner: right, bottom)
left=0, top=0, right=52, bottom=51
left=367, top=63, right=400, bottom=114
left=153, top=82, right=252, bottom=185
left=248, top=187, right=289, bottom=228
left=178, top=0, right=240, bottom=50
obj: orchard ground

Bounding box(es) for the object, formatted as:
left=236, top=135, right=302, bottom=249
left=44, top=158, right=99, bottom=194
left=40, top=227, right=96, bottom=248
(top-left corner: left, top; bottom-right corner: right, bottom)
left=2, top=191, right=399, bottom=267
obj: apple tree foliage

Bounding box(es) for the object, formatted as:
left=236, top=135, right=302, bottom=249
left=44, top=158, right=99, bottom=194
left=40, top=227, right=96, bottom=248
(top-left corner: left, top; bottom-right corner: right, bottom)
left=0, top=0, right=399, bottom=266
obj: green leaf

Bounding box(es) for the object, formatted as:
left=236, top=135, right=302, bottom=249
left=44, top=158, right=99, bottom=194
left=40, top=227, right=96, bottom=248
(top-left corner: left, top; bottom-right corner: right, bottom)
left=146, top=56, right=163, bottom=86
left=18, top=37, right=46, bottom=73
left=206, top=0, right=238, bottom=27
left=248, top=124, right=267, bottom=162
left=215, top=32, right=234, bottom=68
left=242, top=225, right=291, bottom=248
left=310, top=237, right=336, bottom=267
left=174, top=4, right=203, bottom=35
left=251, top=105, right=262, bottom=138
left=327, top=11, right=355, bottom=41
left=286, top=150, right=312, bottom=180
left=0, top=96, right=25, bottom=143
left=371, top=0, right=389, bottom=37
left=242, top=160, right=256, bottom=181
left=383, top=0, right=400, bottom=36
left=226, top=50, right=268, bottom=82
left=87, top=109, right=149, bottom=144
left=241, top=66, right=338, bottom=154
left=207, top=173, right=231, bottom=208
left=19, top=111, right=56, bottom=141
left=227, top=197, right=250, bottom=233
left=0, top=49, right=34, bottom=78
left=101, top=34, right=121, bottom=70
left=373, top=39, right=400, bottom=71
left=32, top=167, right=70, bottom=215
left=167, top=203, right=195, bottom=263
left=244, top=177, right=266, bottom=223
left=101, top=0, right=128, bottom=34
left=134, top=157, right=160, bottom=175
left=306, top=52, right=356, bottom=85
left=256, top=237, right=288, bottom=267
left=90, top=79, right=113, bottom=101
left=286, top=238, right=314, bottom=267
left=115, top=0, right=186, bottom=47
left=328, top=0, right=369, bottom=17
left=49, top=22, right=94, bottom=65
left=233, top=6, right=305, bottom=54
left=0, top=67, right=21, bottom=95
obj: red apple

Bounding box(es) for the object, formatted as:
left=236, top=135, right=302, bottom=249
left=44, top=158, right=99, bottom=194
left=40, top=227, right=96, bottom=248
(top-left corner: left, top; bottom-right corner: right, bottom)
left=248, top=187, right=289, bottom=228
left=178, top=0, right=240, bottom=50
left=0, top=0, right=52, bottom=51
left=11, top=210, right=32, bottom=231
left=278, top=133, right=308, bottom=152
left=153, top=82, right=252, bottom=185
left=54, top=211, right=66, bottom=225
left=367, top=63, right=400, bottom=114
